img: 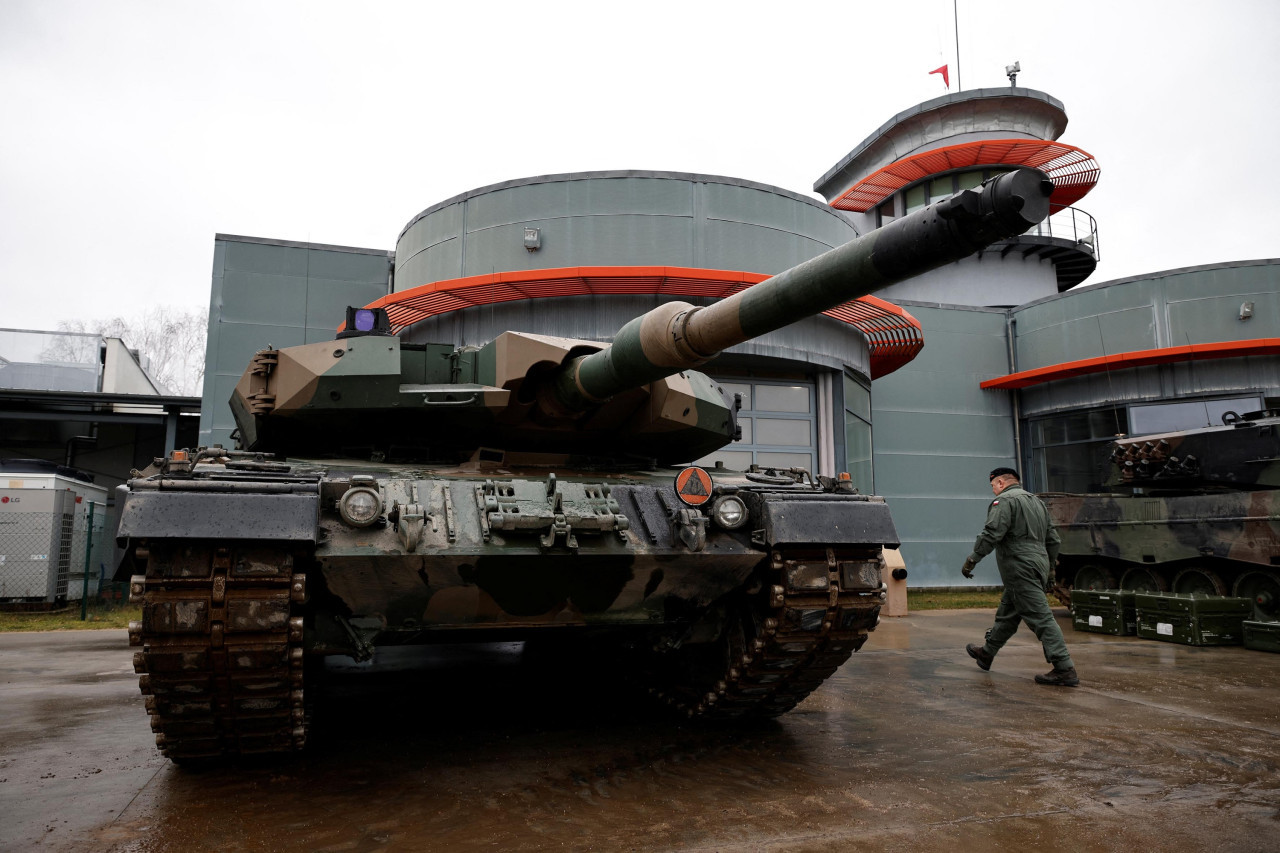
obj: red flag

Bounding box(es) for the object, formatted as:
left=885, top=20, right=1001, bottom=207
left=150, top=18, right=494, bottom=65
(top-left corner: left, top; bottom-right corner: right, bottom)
left=929, top=64, right=950, bottom=89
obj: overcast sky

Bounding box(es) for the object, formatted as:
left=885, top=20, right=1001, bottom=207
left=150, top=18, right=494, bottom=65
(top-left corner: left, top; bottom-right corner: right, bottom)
left=2, top=0, right=1277, bottom=333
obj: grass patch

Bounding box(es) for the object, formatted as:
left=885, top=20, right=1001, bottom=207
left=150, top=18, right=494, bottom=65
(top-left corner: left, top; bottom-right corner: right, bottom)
left=0, top=603, right=141, bottom=632
left=907, top=589, right=1004, bottom=610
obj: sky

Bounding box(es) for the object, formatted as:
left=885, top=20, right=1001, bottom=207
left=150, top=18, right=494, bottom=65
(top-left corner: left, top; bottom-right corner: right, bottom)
left=2, top=0, right=1278, bottom=333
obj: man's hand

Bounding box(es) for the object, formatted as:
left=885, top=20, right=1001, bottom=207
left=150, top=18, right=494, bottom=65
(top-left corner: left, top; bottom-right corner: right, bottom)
left=961, top=556, right=977, bottom=579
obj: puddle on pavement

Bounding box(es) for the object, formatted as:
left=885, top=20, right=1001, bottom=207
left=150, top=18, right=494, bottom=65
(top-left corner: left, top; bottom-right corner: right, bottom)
left=78, top=637, right=1280, bottom=852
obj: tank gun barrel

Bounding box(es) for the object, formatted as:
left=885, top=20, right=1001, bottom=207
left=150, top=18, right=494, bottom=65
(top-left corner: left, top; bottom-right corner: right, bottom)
left=549, top=167, right=1053, bottom=414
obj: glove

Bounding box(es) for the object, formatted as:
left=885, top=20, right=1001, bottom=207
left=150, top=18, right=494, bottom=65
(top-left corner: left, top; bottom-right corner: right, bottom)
left=961, top=556, right=977, bottom=579
left=1044, top=557, right=1060, bottom=592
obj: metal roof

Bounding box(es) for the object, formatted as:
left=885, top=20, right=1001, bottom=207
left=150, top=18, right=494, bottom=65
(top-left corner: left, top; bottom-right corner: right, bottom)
left=980, top=338, right=1280, bottom=389
left=396, top=171, right=844, bottom=244
left=828, top=139, right=1099, bottom=213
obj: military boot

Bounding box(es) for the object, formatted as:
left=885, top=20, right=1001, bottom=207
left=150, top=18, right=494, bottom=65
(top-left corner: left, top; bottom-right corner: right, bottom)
left=965, top=643, right=993, bottom=671
left=1034, top=667, right=1080, bottom=687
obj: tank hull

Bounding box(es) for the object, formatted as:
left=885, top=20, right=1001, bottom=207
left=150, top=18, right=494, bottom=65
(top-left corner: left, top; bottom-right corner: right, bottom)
left=1044, top=490, right=1280, bottom=616
left=121, top=459, right=894, bottom=760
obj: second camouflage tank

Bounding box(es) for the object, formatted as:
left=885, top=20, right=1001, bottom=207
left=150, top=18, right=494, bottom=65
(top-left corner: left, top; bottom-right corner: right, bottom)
left=1045, top=408, right=1280, bottom=621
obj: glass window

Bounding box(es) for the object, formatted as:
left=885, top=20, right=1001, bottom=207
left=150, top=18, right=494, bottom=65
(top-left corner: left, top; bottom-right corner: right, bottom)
left=929, top=176, right=955, bottom=203
left=694, top=377, right=816, bottom=474
left=904, top=184, right=926, bottom=215
left=758, top=451, right=812, bottom=469
left=1032, top=441, right=1114, bottom=493
left=1029, top=398, right=1262, bottom=493
left=1129, top=396, right=1262, bottom=434
left=1028, top=407, right=1129, bottom=492
left=843, top=375, right=870, bottom=421
left=844, top=411, right=873, bottom=494
left=876, top=198, right=897, bottom=227
left=1089, top=409, right=1126, bottom=439
left=756, top=419, right=811, bottom=446
left=1061, top=411, right=1094, bottom=444
left=956, top=170, right=983, bottom=192
left=1032, top=419, right=1065, bottom=446
left=842, top=372, right=873, bottom=494
left=755, top=385, right=809, bottom=413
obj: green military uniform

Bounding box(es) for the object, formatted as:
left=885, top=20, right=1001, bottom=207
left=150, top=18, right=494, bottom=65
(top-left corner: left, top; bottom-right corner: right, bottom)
left=970, top=484, right=1075, bottom=670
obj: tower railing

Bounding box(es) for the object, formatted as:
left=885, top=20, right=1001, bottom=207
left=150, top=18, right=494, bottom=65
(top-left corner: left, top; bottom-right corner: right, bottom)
left=1025, top=206, right=1099, bottom=261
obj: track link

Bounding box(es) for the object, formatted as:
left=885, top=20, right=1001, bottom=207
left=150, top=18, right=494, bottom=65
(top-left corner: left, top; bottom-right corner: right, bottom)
left=656, top=546, right=884, bottom=719
left=128, top=540, right=307, bottom=761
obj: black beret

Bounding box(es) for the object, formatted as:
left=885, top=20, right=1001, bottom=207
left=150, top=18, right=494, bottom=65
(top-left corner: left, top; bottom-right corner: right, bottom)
left=989, top=467, right=1020, bottom=481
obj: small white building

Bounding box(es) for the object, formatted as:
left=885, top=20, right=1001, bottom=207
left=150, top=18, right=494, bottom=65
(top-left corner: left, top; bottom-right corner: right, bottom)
left=0, top=463, right=108, bottom=602
left=0, top=329, right=202, bottom=602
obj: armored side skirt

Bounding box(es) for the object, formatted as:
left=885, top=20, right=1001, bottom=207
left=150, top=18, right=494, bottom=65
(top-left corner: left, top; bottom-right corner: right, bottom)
left=117, top=489, right=320, bottom=542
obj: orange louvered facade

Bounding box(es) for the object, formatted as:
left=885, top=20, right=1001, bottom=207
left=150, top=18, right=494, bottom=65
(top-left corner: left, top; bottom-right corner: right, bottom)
left=359, top=266, right=924, bottom=379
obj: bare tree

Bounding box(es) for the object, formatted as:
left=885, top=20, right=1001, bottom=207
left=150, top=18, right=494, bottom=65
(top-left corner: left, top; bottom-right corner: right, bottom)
left=33, top=328, right=100, bottom=366
left=53, top=306, right=208, bottom=396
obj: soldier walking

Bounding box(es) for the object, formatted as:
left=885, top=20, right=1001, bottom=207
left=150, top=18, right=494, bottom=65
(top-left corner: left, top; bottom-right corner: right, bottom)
left=962, top=467, right=1079, bottom=686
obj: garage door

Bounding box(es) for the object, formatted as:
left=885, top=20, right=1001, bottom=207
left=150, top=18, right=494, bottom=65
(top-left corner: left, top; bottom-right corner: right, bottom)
left=693, top=377, right=816, bottom=473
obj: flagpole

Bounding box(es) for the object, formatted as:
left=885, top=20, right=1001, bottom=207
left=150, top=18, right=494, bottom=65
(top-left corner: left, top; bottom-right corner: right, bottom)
left=954, top=0, right=961, bottom=91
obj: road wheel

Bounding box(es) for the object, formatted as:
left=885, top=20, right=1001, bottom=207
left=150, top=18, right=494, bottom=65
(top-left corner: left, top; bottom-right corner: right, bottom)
left=1072, top=563, right=1116, bottom=591
left=1232, top=571, right=1280, bottom=621
left=1172, top=566, right=1227, bottom=596
left=1119, top=566, right=1168, bottom=592
left=647, top=597, right=748, bottom=716
left=643, top=548, right=881, bottom=720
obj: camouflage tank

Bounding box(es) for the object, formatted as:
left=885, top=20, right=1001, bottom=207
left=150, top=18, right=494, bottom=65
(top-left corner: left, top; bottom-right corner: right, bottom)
left=1044, top=409, right=1280, bottom=620
left=116, top=168, right=1053, bottom=761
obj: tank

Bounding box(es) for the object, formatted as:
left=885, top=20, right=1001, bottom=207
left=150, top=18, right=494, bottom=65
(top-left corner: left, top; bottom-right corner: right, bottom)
left=1044, top=409, right=1280, bottom=621
left=116, top=168, right=1053, bottom=761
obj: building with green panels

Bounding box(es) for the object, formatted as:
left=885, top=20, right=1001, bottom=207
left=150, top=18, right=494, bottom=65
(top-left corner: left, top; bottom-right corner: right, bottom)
left=200, top=236, right=392, bottom=448
left=1001, top=260, right=1280, bottom=494
left=866, top=304, right=1016, bottom=578
left=197, top=90, right=1279, bottom=588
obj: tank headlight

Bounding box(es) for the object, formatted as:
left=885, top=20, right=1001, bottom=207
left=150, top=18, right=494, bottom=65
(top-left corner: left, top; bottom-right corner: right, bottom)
left=339, top=486, right=382, bottom=527
left=711, top=495, right=748, bottom=530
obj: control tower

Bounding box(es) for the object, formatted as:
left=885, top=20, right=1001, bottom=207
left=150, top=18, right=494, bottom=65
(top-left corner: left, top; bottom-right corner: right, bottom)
left=812, top=87, right=1102, bottom=581
left=815, top=87, right=1100, bottom=306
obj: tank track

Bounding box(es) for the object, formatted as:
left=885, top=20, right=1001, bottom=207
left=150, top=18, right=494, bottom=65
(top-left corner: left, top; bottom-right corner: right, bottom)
left=128, top=539, right=307, bottom=761
left=653, top=546, right=884, bottom=719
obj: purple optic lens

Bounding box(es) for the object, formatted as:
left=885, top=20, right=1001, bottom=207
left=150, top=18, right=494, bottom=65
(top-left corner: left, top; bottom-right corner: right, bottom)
left=355, top=309, right=375, bottom=332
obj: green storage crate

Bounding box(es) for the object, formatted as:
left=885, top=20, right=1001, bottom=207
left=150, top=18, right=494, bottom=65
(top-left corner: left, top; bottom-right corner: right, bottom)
left=1071, top=589, right=1136, bottom=635
left=1134, top=592, right=1251, bottom=646
left=1243, top=620, right=1280, bottom=653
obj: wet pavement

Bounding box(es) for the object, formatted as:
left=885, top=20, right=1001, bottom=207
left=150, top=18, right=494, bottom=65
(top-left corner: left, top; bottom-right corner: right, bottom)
left=2, top=610, right=1279, bottom=852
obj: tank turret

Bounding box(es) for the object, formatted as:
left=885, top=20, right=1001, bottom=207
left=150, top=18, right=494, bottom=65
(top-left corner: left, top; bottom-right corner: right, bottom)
left=1104, top=410, right=1280, bottom=491
left=230, top=168, right=1052, bottom=463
